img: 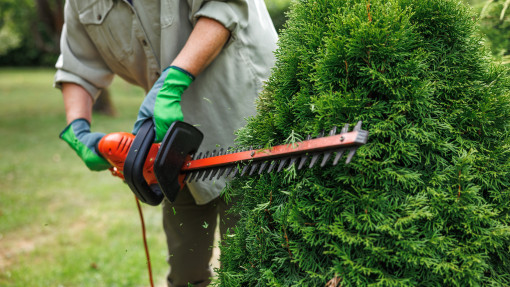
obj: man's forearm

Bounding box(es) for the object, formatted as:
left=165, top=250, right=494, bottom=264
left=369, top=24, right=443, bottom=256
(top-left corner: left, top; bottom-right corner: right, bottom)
left=171, top=17, right=231, bottom=77
left=62, top=82, right=94, bottom=124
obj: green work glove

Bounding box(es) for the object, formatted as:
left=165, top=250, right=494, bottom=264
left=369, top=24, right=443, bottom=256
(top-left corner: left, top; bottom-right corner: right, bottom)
left=132, top=66, right=194, bottom=142
left=60, top=118, right=111, bottom=171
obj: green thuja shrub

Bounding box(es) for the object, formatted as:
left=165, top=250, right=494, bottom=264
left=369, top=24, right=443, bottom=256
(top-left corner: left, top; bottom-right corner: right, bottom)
left=218, top=0, right=510, bottom=285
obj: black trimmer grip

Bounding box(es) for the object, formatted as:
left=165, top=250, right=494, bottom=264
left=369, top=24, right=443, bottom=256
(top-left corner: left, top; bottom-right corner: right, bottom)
left=124, top=119, right=164, bottom=206
left=154, top=121, right=203, bottom=202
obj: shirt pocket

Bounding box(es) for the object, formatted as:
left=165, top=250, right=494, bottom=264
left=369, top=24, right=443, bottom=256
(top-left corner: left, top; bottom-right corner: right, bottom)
left=78, top=0, right=134, bottom=62
left=160, top=0, right=175, bottom=28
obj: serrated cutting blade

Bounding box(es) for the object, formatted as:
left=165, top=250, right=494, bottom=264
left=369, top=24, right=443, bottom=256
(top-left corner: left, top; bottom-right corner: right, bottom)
left=181, top=121, right=369, bottom=180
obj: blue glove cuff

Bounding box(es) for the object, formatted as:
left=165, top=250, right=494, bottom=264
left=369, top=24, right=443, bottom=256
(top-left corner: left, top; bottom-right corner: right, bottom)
left=59, top=118, right=91, bottom=139
left=169, top=65, right=195, bottom=81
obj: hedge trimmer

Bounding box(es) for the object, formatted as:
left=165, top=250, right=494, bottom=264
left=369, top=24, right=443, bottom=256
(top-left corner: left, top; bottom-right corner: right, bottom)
left=98, top=119, right=369, bottom=206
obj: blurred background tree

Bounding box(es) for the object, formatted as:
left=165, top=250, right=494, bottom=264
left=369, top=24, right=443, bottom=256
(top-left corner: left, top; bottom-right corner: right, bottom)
left=474, top=0, right=510, bottom=65
left=0, top=0, right=63, bottom=66
left=265, top=0, right=292, bottom=32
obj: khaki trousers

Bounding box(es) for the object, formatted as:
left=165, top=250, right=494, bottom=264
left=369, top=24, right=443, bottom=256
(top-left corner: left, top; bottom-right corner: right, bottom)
left=162, top=185, right=237, bottom=287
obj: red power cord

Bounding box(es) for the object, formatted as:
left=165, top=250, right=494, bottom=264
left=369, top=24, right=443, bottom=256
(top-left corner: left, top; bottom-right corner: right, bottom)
left=135, top=195, right=155, bottom=287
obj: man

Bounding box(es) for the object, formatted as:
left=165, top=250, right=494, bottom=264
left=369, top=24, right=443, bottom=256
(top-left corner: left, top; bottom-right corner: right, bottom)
left=54, top=0, right=277, bottom=286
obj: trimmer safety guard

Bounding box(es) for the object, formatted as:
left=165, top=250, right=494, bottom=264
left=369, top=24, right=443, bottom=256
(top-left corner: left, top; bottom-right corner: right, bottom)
left=154, top=121, right=203, bottom=202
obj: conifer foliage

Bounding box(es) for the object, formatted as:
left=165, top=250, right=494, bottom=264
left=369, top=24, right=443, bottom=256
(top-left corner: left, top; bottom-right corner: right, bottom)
left=218, top=0, right=510, bottom=285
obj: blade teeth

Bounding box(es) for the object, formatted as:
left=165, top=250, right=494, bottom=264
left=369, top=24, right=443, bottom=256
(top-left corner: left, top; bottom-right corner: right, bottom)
left=333, top=149, right=345, bottom=166
left=258, top=161, right=268, bottom=174
left=217, top=169, right=224, bottom=179
left=296, top=134, right=312, bottom=170
left=240, top=164, right=250, bottom=177
left=325, top=123, right=350, bottom=166
left=195, top=152, right=203, bottom=160
left=184, top=172, right=196, bottom=182
left=202, top=169, right=212, bottom=181
left=218, top=148, right=224, bottom=156
left=320, top=152, right=332, bottom=167
left=209, top=168, right=219, bottom=180
left=353, top=121, right=362, bottom=131
left=287, top=156, right=298, bottom=169
left=231, top=166, right=239, bottom=178
left=345, top=148, right=358, bottom=164
left=329, top=126, right=337, bottom=136
left=298, top=155, right=308, bottom=170
left=190, top=171, right=197, bottom=182
left=249, top=163, right=260, bottom=176
left=309, top=153, right=321, bottom=168
left=341, top=123, right=349, bottom=133
left=224, top=166, right=234, bottom=177
left=195, top=170, right=205, bottom=182
left=211, top=150, right=217, bottom=157
left=277, top=158, right=289, bottom=172
left=267, top=160, right=278, bottom=173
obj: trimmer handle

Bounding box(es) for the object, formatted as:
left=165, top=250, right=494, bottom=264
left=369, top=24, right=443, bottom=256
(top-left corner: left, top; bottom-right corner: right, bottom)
left=123, top=119, right=164, bottom=206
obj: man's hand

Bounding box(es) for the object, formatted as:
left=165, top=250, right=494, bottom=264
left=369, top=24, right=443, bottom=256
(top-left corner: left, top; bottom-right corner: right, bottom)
left=132, top=66, right=194, bottom=142
left=60, top=118, right=111, bottom=171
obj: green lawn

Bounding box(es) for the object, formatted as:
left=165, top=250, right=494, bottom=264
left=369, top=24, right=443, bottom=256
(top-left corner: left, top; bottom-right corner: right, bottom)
left=0, top=68, right=175, bottom=286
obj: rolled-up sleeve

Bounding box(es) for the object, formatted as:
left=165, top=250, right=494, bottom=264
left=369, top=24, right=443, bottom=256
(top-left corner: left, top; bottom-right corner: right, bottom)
left=54, top=0, right=114, bottom=100
left=191, top=0, right=248, bottom=39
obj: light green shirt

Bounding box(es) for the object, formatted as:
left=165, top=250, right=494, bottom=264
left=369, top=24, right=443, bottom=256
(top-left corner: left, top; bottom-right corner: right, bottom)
left=55, top=0, right=277, bottom=204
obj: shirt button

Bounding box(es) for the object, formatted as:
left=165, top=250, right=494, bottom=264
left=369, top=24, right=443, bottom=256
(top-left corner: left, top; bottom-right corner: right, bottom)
left=142, top=39, right=148, bottom=46
left=97, top=14, right=102, bottom=21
